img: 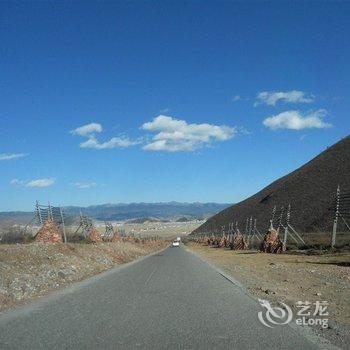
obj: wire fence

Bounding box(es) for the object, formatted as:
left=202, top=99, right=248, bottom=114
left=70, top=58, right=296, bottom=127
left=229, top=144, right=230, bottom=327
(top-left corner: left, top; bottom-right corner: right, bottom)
left=331, top=186, right=350, bottom=247
left=0, top=201, right=163, bottom=244
left=193, top=185, right=350, bottom=251
left=35, top=202, right=67, bottom=242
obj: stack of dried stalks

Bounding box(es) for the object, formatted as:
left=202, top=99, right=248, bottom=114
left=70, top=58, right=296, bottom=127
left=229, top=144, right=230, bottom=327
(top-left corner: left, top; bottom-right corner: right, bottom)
left=233, top=230, right=247, bottom=250
left=111, top=233, right=122, bottom=242
left=87, top=228, right=103, bottom=243
left=260, top=228, right=283, bottom=253
left=35, top=219, right=63, bottom=243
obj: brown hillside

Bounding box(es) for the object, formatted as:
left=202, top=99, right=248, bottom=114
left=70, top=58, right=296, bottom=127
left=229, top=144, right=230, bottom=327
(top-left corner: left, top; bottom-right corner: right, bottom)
left=192, top=136, right=350, bottom=235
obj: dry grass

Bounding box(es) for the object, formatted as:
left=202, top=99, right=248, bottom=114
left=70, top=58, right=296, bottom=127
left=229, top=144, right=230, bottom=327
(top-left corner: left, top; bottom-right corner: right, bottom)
left=0, top=240, right=168, bottom=312
left=298, top=232, right=350, bottom=250
left=186, top=242, right=350, bottom=346
left=0, top=219, right=203, bottom=244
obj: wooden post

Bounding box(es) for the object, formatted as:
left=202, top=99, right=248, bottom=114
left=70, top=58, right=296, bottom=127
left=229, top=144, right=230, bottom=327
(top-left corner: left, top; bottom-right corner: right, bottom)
left=48, top=202, right=53, bottom=221
left=248, top=216, right=253, bottom=243
left=270, top=205, right=276, bottom=229
left=59, top=207, right=67, bottom=243
left=283, top=204, right=290, bottom=249
left=340, top=214, right=350, bottom=231
left=283, top=226, right=288, bottom=250
left=36, top=201, right=42, bottom=225
left=277, top=206, right=284, bottom=234
left=253, top=218, right=259, bottom=240
left=288, top=224, right=306, bottom=245
left=331, top=185, right=340, bottom=248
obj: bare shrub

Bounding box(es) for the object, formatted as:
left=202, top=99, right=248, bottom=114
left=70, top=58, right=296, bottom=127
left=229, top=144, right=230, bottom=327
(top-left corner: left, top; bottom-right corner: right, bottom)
left=64, top=227, right=86, bottom=242
left=0, top=222, right=33, bottom=244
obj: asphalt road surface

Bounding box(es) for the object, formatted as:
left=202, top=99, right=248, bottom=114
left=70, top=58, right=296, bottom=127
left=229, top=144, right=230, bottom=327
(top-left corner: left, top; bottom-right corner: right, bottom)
left=0, top=246, right=321, bottom=349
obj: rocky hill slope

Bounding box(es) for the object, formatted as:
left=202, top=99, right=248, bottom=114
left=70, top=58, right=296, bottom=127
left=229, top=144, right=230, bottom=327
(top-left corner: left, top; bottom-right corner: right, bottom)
left=192, top=136, right=350, bottom=235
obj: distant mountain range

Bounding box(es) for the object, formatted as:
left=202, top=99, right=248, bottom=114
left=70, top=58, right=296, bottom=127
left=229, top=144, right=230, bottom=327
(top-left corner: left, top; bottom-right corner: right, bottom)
left=0, top=202, right=231, bottom=224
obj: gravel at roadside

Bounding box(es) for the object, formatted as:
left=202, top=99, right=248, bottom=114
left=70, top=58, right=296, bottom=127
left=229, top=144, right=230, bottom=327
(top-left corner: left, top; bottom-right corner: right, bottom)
left=0, top=241, right=167, bottom=312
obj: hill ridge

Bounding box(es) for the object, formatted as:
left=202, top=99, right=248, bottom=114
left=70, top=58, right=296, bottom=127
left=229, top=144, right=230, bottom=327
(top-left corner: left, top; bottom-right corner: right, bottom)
left=192, top=136, right=350, bottom=235
left=0, top=202, right=231, bottom=224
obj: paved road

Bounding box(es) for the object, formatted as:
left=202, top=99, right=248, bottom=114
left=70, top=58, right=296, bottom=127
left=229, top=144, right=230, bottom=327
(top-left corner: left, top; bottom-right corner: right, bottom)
left=0, top=246, right=319, bottom=349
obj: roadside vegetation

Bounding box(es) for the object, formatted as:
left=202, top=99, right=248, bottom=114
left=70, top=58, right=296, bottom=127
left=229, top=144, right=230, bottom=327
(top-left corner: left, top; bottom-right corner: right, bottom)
left=0, top=240, right=168, bottom=312
left=0, top=219, right=169, bottom=312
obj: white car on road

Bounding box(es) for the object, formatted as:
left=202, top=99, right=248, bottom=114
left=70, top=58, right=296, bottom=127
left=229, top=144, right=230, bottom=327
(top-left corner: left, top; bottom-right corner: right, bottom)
left=172, top=241, right=180, bottom=247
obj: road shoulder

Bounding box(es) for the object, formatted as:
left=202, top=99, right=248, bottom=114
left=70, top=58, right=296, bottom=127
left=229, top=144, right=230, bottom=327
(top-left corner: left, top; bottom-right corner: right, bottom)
left=185, top=242, right=349, bottom=350
left=0, top=241, right=168, bottom=314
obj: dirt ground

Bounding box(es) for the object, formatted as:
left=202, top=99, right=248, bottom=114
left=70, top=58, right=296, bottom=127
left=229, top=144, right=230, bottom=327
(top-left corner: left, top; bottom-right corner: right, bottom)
left=0, top=240, right=167, bottom=312
left=186, top=242, right=350, bottom=348
left=120, top=220, right=204, bottom=238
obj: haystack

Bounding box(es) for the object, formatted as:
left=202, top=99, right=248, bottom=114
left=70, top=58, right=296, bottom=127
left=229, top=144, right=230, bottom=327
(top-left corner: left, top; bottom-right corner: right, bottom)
left=36, top=219, right=63, bottom=243
left=260, top=228, right=283, bottom=253
left=87, top=228, right=102, bottom=243
left=218, top=236, right=227, bottom=248
left=233, top=231, right=248, bottom=250
left=202, top=236, right=210, bottom=245
left=111, top=233, right=121, bottom=242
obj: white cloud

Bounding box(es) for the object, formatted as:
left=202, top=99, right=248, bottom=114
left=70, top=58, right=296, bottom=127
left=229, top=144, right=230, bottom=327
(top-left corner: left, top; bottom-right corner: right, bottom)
left=26, top=178, right=55, bottom=188
left=73, top=182, right=96, bottom=189
left=263, top=109, right=332, bottom=130
left=71, top=123, right=102, bottom=137
left=72, top=123, right=139, bottom=150
left=79, top=135, right=140, bottom=149
left=0, top=153, right=28, bottom=161
left=11, top=178, right=55, bottom=187
left=255, top=90, right=314, bottom=106
left=232, top=95, right=242, bottom=102
left=141, top=115, right=236, bottom=152
left=10, top=178, right=26, bottom=185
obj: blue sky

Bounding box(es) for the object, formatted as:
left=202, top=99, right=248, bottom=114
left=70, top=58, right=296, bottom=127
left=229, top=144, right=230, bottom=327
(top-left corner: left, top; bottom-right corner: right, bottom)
left=0, top=1, right=349, bottom=211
